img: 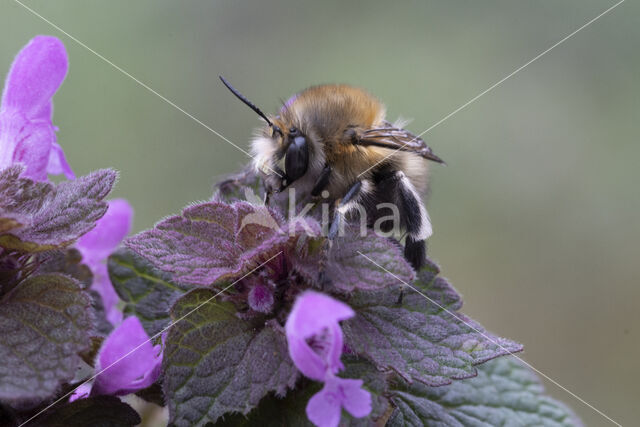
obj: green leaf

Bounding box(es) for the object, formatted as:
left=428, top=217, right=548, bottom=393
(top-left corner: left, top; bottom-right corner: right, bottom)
left=37, top=248, right=93, bottom=289
left=0, top=274, right=91, bottom=403
left=340, top=357, right=393, bottom=426
left=163, top=289, right=298, bottom=426
left=108, top=248, right=189, bottom=336
left=214, top=386, right=317, bottom=427
left=343, top=266, right=522, bottom=387
left=389, top=356, right=583, bottom=427
left=215, top=358, right=392, bottom=427
left=32, top=395, right=141, bottom=427
left=135, top=382, right=165, bottom=407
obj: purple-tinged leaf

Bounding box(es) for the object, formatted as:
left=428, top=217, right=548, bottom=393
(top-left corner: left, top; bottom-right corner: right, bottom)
left=323, top=231, right=415, bottom=292
left=388, top=356, right=583, bottom=427
left=0, top=166, right=116, bottom=252
left=343, top=265, right=522, bottom=387
left=213, top=167, right=265, bottom=205
left=126, top=201, right=295, bottom=286
left=108, top=248, right=189, bottom=336
left=33, top=395, right=141, bottom=427
left=0, top=273, right=91, bottom=403
left=0, top=165, right=49, bottom=229
left=163, top=289, right=298, bottom=426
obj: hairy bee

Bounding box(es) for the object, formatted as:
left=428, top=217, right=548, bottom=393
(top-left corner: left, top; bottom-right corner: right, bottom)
left=220, top=77, right=443, bottom=269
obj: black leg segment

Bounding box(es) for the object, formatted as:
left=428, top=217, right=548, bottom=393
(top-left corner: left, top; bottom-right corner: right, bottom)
left=311, top=164, right=332, bottom=197
left=328, top=180, right=366, bottom=239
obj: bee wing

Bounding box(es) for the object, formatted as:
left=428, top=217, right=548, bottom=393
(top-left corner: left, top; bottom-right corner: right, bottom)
left=357, top=121, right=444, bottom=163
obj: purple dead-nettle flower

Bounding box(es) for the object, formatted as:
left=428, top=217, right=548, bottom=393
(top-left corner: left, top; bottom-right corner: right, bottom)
left=285, top=291, right=372, bottom=427
left=247, top=281, right=275, bottom=313
left=0, top=36, right=74, bottom=181
left=68, top=382, right=91, bottom=402
left=76, top=199, right=133, bottom=325
left=91, top=316, right=162, bottom=396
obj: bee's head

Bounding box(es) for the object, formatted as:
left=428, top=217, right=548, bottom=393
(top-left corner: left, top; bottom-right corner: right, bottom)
left=267, top=120, right=310, bottom=189
left=219, top=76, right=310, bottom=192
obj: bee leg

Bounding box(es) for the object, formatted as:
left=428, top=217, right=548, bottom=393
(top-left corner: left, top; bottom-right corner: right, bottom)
left=311, top=164, right=332, bottom=198
left=393, top=171, right=432, bottom=270
left=328, top=180, right=370, bottom=239
left=264, top=190, right=272, bottom=205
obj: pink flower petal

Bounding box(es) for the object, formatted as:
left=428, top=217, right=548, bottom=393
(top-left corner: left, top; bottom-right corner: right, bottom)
left=46, top=141, right=75, bottom=179
left=93, top=316, right=162, bottom=396
left=328, top=323, right=344, bottom=373
left=0, top=36, right=72, bottom=180
left=285, top=292, right=354, bottom=380
left=286, top=332, right=327, bottom=381
left=1, top=36, right=68, bottom=119
left=77, top=199, right=133, bottom=263
left=306, top=383, right=342, bottom=427
left=12, top=121, right=55, bottom=181
left=69, top=382, right=92, bottom=402
left=306, top=377, right=372, bottom=427
left=335, top=378, right=372, bottom=418
left=91, top=263, right=123, bottom=325
left=285, top=291, right=354, bottom=340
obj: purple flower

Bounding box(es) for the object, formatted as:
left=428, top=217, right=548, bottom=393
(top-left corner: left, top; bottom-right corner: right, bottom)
left=306, top=377, right=372, bottom=427
left=285, top=291, right=371, bottom=427
left=0, top=36, right=74, bottom=181
left=76, top=199, right=133, bottom=325
left=248, top=283, right=274, bottom=313
left=92, top=316, right=162, bottom=396
left=69, top=382, right=91, bottom=402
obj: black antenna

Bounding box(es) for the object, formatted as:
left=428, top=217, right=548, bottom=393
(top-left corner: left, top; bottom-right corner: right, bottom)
left=219, top=76, right=273, bottom=127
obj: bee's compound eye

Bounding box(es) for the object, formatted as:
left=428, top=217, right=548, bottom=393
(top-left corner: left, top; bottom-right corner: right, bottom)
left=284, top=135, right=309, bottom=182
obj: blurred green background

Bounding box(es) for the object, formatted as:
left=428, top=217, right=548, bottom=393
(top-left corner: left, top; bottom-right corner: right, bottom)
left=1, top=1, right=637, bottom=424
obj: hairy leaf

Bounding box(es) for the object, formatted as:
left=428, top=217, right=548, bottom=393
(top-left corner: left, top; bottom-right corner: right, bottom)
left=126, top=201, right=296, bottom=286
left=215, top=357, right=391, bottom=427
left=324, top=231, right=415, bottom=292
left=33, top=395, right=141, bottom=427
left=164, top=289, right=298, bottom=426
left=343, top=266, right=522, bottom=386
left=213, top=167, right=265, bottom=204
left=0, top=166, right=116, bottom=252
left=37, top=248, right=93, bottom=288
left=340, top=357, right=393, bottom=426
left=88, top=289, right=113, bottom=336
left=135, top=382, right=166, bottom=407
left=108, top=247, right=189, bottom=336
left=0, top=274, right=91, bottom=403
left=389, top=356, right=582, bottom=427
left=213, top=168, right=291, bottom=217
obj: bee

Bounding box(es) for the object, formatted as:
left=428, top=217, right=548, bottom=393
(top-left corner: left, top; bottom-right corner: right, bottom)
left=220, top=76, right=443, bottom=270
